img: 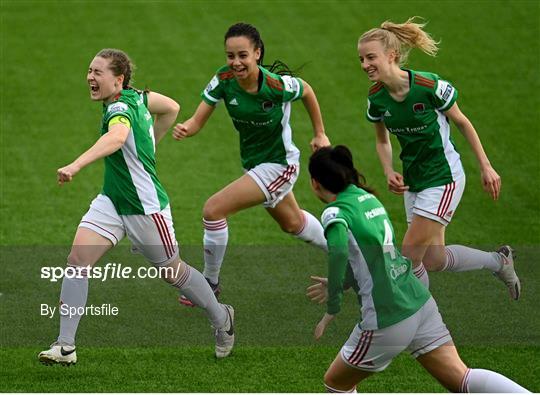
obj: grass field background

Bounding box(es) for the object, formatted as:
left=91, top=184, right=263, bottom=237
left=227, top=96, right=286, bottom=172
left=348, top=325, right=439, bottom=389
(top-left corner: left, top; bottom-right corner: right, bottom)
left=1, top=0, right=539, bottom=392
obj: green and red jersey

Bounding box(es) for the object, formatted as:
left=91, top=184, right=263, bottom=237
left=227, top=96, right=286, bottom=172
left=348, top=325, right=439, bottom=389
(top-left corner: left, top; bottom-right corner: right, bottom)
left=366, top=70, right=464, bottom=192
left=201, top=65, right=304, bottom=170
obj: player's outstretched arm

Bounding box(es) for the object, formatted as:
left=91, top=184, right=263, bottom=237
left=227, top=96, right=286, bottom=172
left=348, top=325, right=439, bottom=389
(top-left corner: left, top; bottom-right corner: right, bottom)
left=146, top=91, right=180, bottom=144
left=445, top=102, right=501, bottom=200
left=300, top=80, right=330, bottom=151
left=173, top=101, right=215, bottom=140
left=57, top=123, right=129, bottom=185
left=313, top=223, right=349, bottom=340
left=374, top=122, right=408, bottom=194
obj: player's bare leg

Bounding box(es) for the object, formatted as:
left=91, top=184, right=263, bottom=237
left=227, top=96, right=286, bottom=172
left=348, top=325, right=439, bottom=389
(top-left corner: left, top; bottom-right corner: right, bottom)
left=417, top=342, right=529, bottom=392
left=204, top=174, right=267, bottom=220
left=423, top=225, right=447, bottom=271
left=402, top=214, right=441, bottom=287
left=323, top=352, right=372, bottom=392
left=266, top=191, right=327, bottom=250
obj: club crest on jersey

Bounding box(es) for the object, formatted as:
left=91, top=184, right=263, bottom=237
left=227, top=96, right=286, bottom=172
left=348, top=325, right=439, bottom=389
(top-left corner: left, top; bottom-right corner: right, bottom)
left=262, top=101, right=274, bottom=112
left=413, top=103, right=425, bottom=113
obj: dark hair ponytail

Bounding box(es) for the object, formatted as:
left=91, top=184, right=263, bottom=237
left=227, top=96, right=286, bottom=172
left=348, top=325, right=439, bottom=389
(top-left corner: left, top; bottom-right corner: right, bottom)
left=309, top=145, right=375, bottom=195
left=224, top=22, right=300, bottom=76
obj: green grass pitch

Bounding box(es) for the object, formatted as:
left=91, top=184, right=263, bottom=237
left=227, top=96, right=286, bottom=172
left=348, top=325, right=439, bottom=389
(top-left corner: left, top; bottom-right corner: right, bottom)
left=1, top=0, right=539, bottom=392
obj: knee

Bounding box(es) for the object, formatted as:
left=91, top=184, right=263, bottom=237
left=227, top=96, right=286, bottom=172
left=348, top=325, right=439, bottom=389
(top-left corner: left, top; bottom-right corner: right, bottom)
left=203, top=197, right=225, bottom=221
left=279, top=214, right=304, bottom=234
left=423, top=256, right=446, bottom=272
left=278, top=211, right=306, bottom=235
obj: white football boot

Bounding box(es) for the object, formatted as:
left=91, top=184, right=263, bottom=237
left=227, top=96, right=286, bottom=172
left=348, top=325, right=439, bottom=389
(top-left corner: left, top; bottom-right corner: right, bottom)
left=493, top=245, right=521, bottom=300
left=38, top=342, right=77, bottom=365
left=214, top=304, right=235, bottom=358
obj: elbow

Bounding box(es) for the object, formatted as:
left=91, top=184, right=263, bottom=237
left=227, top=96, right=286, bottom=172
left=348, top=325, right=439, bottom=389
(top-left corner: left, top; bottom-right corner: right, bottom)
left=114, top=137, right=128, bottom=150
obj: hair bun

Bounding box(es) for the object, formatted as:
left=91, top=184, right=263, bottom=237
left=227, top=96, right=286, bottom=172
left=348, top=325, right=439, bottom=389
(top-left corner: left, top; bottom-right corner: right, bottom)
left=330, top=145, right=353, bottom=167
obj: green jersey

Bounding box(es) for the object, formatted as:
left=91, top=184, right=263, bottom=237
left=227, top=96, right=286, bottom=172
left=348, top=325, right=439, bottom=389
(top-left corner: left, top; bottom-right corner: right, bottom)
left=101, top=89, right=169, bottom=215
left=201, top=65, right=304, bottom=170
left=321, top=185, right=430, bottom=330
left=366, top=69, right=464, bottom=192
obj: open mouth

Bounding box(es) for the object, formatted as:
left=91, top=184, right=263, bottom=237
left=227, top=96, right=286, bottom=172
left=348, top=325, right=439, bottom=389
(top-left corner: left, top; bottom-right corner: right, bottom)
left=89, top=84, right=99, bottom=93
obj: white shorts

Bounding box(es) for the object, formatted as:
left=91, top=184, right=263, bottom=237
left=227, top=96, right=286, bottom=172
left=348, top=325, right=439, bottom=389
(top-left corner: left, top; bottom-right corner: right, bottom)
left=246, top=163, right=299, bottom=208
left=340, top=297, right=452, bottom=372
left=404, top=175, right=466, bottom=226
left=79, top=194, right=179, bottom=266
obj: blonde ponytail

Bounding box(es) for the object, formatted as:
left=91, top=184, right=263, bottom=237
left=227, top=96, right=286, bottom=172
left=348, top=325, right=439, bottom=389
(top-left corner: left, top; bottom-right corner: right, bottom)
left=359, top=17, right=439, bottom=66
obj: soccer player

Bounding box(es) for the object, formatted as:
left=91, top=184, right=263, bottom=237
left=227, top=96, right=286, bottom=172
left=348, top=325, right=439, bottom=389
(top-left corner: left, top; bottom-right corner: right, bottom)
left=358, top=18, right=520, bottom=296
left=173, top=23, right=331, bottom=305
left=38, top=49, right=234, bottom=365
left=306, top=145, right=529, bottom=393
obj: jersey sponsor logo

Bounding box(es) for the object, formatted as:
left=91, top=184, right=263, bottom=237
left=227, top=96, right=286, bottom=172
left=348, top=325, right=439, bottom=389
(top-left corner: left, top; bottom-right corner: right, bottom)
left=388, top=124, right=428, bottom=134
left=321, top=207, right=340, bottom=227
left=230, top=116, right=273, bottom=127
left=107, top=102, right=128, bottom=115
left=262, top=101, right=274, bottom=112
left=205, top=76, right=219, bottom=94
left=384, top=110, right=392, bottom=117
left=412, top=103, right=426, bottom=113
left=282, top=75, right=299, bottom=93
left=436, top=80, right=454, bottom=101
left=229, top=98, right=238, bottom=106
left=389, top=263, right=408, bottom=280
